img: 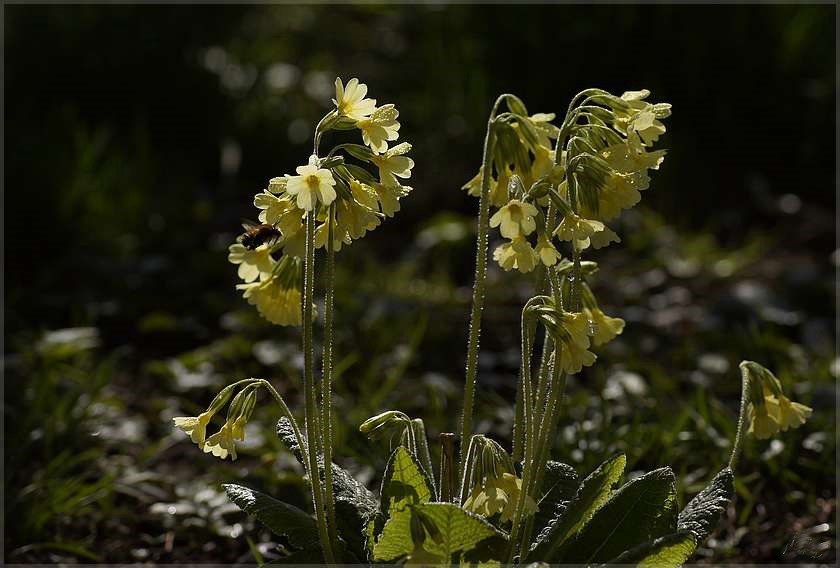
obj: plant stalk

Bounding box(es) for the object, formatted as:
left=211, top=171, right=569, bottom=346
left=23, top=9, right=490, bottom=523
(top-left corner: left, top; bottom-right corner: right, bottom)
left=321, top=203, right=338, bottom=548
left=303, top=211, right=335, bottom=564
left=728, top=364, right=751, bottom=473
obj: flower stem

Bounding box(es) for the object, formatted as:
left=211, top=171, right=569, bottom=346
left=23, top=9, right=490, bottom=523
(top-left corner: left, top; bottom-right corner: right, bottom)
left=303, top=211, right=335, bottom=564
left=321, top=203, right=338, bottom=549
left=457, top=94, right=507, bottom=484
left=728, top=364, right=750, bottom=473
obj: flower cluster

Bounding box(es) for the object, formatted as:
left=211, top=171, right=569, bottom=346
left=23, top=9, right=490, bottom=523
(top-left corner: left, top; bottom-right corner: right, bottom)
left=742, top=361, right=812, bottom=440
left=173, top=382, right=260, bottom=461
left=229, top=78, right=414, bottom=326
left=464, top=90, right=670, bottom=274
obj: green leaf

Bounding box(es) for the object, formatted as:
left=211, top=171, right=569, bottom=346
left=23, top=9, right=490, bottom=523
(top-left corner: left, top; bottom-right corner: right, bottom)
left=380, top=446, right=433, bottom=517
left=532, top=461, right=580, bottom=535
left=605, top=531, right=697, bottom=567
left=276, top=417, right=304, bottom=462
left=344, top=163, right=378, bottom=185
left=223, top=484, right=318, bottom=550
left=338, top=143, right=374, bottom=162
left=677, top=468, right=734, bottom=542
left=529, top=453, right=626, bottom=560
left=560, top=467, right=678, bottom=564
left=373, top=503, right=504, bottom=562
left=331, top=463, right=379, bottom=561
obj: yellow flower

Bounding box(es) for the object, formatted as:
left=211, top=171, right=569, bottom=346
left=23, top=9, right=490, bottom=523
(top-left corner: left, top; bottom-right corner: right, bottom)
left=612, top=90, right=671, bottom=147
left=462, top=168, right=483, bottom=198
left=585, top=307, right=625, bottom=346
left=337, top=195, right=381, bottom=241
left=254, top=191, right=293, bottom=225
left=267, top=176, right=287, bottom=195
left=228, top=243, right=275, bottom=283
left=172, top=410, right=214, bottom=448
left=493, top=236, right=538, bottom=273
left=558, top=341, right=597, bottom=374
left=555, top=213, right=604, bottom=241
left=357, top=104, right=400, bottom=153
left=536, top=236, right=561, bottom=267
left=203, top=421, right=238, bottom=461
left=464, top=473, right=536, bottom=525
left=748, top=401, right=781, bottom=440
left=285, top=164, right=337, bottom=211
left=489, top=200, right=539, bottom=239
left=776, top=394, right=813, bottom=431
left=588, top=226, right=621, bottom=250
left=373, top=182, right=412, bottom=217
left=526, top=144, right=556, bottom=186
left=489, top=166, right=511, bottom=207
left=333, top=77, right=377, bottom=120
left=371, top=142, right=414, bottom=188
left=237, top=275, right=302, bottom=326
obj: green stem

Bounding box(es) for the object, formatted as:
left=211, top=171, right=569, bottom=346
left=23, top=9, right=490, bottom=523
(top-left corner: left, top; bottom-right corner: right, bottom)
left=728, top=364, right=751, bottom=473
left=321, top=203, right=338, bottom=549
left=439, top=433, right=456, bottom=503
left=457, top=94, right=507, bottom=483
left=303, top=211, right=335, bottom=564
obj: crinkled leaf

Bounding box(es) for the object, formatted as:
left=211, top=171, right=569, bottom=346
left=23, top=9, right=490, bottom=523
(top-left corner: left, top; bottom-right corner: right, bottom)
left=677, top=468, right=734, bottom=542
left=529, top=453, right=626, bottom=560
left=331, top=463, right=379, bottom=561
left=560, top=467, right=678, bottom=564
left=373, top=503, right=504, bottom=562
left=532, top=461, right=580, bottom=535
left=276, top=417, right=304, bottom=462
left=606, top=531, right=697, bottom=567
left=223, top=484, right=318, bottom=550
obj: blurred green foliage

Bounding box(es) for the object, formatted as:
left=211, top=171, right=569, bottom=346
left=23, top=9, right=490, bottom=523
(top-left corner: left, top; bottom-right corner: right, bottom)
left=3, top=4, right=835, bottom=563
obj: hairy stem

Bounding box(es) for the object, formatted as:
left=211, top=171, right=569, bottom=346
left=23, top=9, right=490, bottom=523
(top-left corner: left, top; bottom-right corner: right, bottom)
left=457, top=94, right=507, bottom=484
left=303, top=211, right=335, bottom=564
left=728, top=364, right=751, bottom=473
left=321, top=203, right=338, bottom=548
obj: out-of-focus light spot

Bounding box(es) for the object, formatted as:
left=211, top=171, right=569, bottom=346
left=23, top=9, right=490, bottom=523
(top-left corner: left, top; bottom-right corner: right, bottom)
left=148, top=213, right=166, bottom=232
left=222, top=63, right=257, bottom=93
left=288, top=118, right=311, bottom=144
left=202, top=46, right=227, bottom=73
left=303, top=70, right=334, bottom=101
left=830, top=249, right=840, bottom=266
left=778, top=193, right=802, bottom=214
left=713, top=259, right=735, bottom=277
left=265, top=62, right=300, bottom=90
left=220, top=139, right=241, bottom=175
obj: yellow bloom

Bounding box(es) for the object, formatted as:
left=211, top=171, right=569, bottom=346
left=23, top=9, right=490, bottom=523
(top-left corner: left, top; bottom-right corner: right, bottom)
left=254, top=191, right=293, bottom=225
left=536, top=236, right=561, bottom=267
left=464, top=473, right=536, bottom=525
left=336, top=196, right=380, bottom=241
left=489, top=200, right=538, bottom=239
left=333, top=77, right=377, bottom=120
left=203, top=421, right=238, bottom=461
left=558, top=340, right=597, bottom=374
left=748, top=401, right=781, bottom=440
left=527, top=144, right=556, bottom=186
left=588, top=226, right=621, bottom=250
left=371, top=142, right=414, bottom=188
left=228, top=243, right=275, bottom=283
left=357, top=104, right=400, bottom=154
left=172, top=410, right=214, bottom=448
left=489, top=166, right=511, bottom=207
left=285, top=164, right=337, bottom=211
left=462, top=168, right=483, bottom=197
left=555, top=213, right=604, bottom=241
left=777, top=395, right=813, bottom=431
left=493, top=236, right=538, bottom=273
left=267, top=176, right=287, bottom=195
left=373, top=182, right=412, bottom=217
left=612, top=90, right=671, bottom=147
left=585, top=307, right=625, bottom=346
left=237, top=275, right=302, bottom=326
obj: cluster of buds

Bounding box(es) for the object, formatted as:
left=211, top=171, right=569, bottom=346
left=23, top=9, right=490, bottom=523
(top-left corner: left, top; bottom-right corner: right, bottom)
left=228, top=78, right=414, bottom=325
left=741, top=361, right=813, bottom=439
left=172, top=380, right=260, bottom=461
left=464, top=90, right=670, bottom=274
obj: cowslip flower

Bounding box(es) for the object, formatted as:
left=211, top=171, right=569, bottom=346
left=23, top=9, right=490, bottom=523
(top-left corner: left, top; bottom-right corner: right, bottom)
left=357, top=104, right=400, bottom=153
left=494, top=236, right=538, bottom=273
left=333, top=77, right=377, bottom=120
left=536, top=236, right=561, bottom=267
left=490, top=200, right=538, bottom=239
left=612, top=90, right=671, bottom=147
left=172, top=410, right=215, bottom=448
left=371, top=142, right=414, bottom=188
left=743, top=361, right=812, bottom=440
left=254, top=191, right=294, bottom=225
left=464, top=472, right=536, bottom=524
left=228, top=243, right=275, bottom=283
left=489, top=166, right=511, bottom=207
left=555, top=213, right=605, bottom=241
left=203, top=421, right=238, bottom=461
left=558, top=340, right=597, bottom=374
left=286, top=163, right=337, bottom=211
left=237, top=275, right=302, bottom=326
left=585, top=307, right=625, bottom=346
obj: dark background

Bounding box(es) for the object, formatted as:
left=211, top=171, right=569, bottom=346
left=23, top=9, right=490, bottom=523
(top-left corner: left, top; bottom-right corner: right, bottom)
left=3, top=4, right=836, bottom=563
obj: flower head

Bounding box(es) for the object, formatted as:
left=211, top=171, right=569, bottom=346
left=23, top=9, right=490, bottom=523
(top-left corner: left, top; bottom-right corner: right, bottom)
left=585, top=307, right=625, bottom=346
left=236, top=258, right=303, bottom=326
left=333, top=77, right=377, bottom=120
left=742, top=361, right=813, bottom=440
left=555, top=213, right=605, bottom=241
left=371, top=142, right=414, bottom=188
left=203, top=421, right=238, bottom=461
left=490, top=200, right=538, bottom=239
left=173, top=410, right=214, bottom=448
left=464, top=472, right=536, bottom=524
left=357, top=104, right=400, bottom=153
left=286, top=164, right=337, bottom=211
left=536, top=236, right=561, bottom=267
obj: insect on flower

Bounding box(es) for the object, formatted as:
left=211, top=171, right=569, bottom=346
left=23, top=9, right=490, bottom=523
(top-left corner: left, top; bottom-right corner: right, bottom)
left=238, top=219, right=281, bottom=250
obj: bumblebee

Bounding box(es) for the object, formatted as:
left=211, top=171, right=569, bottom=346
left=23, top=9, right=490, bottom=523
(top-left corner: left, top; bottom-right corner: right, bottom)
left=239, top=220, right=281, bottom=250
